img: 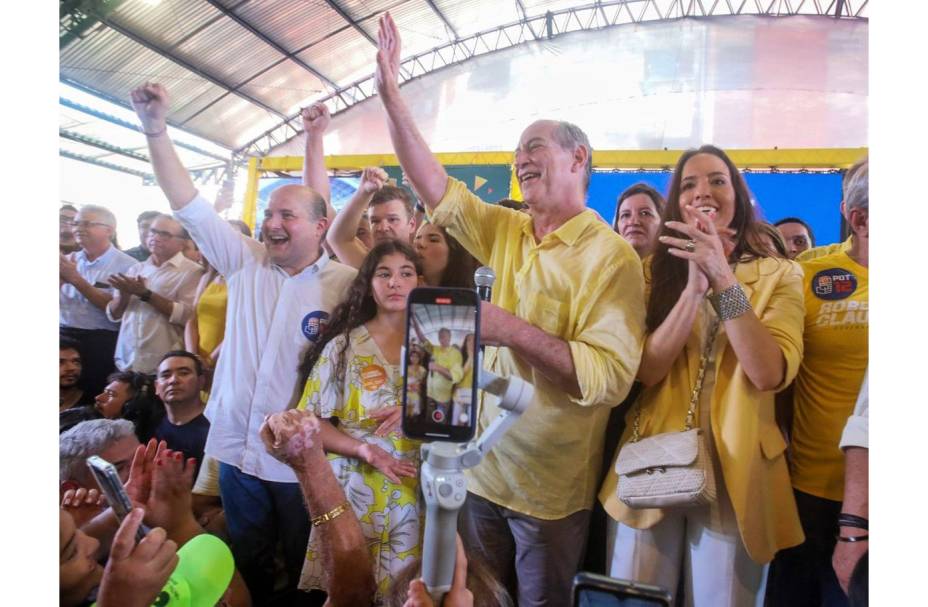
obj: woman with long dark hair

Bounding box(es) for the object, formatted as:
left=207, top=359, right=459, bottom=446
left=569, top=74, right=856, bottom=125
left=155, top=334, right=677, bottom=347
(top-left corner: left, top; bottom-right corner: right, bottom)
left=295, top=240, right=423, bottom=601
left=414, top=221, right=479, bottom=288
left=599, top=145, right=805, bottom=606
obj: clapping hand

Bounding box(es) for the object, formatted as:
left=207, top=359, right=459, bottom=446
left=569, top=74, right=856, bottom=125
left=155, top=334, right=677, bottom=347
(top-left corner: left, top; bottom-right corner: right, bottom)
left=60, top=254, right=80, bottom=285
left=661, top=205, right=738, bottom=291
left=108, top=273, right=148, bottom=297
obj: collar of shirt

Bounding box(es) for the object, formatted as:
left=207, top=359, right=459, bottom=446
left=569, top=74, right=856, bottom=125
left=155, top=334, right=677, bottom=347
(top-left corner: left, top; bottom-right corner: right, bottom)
left=522, top=209, right=596, bottom=247
left=77, top=244, right=116, bottom=266
left=280, top=251, right=329, bottom=278
left=145, top=250, right=190, bottom=270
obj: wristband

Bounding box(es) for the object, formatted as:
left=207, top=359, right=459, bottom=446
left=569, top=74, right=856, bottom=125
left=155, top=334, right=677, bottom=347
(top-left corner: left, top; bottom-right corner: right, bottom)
left=708, top=283, right=751, bottom=321
left=311, top=501, right=350, bottom=527
left=836, top=534, right=868, bottom=543
left=140, top=289, right=153, bottom=303
left=837, top=513, right=868, bottom=530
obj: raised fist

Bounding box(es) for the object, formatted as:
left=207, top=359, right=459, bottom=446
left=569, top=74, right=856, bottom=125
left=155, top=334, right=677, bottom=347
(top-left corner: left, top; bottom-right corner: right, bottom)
left=129, top=83, right=169, bottom=132
left=301, top=102, right=331, bottom=136
left=359, top=166, right=389, bottom=195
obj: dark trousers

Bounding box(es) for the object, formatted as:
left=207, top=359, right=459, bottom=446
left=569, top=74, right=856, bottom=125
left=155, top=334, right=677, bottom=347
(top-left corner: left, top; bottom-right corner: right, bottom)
left=765, top=489, right=848, bottom=607
left=459, top=492, right=591, bottom=607
left=219, top=463, right=311, bottom=607
left=60, top=326, right=118, bottom=397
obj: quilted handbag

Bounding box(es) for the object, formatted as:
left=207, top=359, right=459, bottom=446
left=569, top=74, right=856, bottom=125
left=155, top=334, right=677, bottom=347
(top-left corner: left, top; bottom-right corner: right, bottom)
left=616, top=318, right=720, bottom=510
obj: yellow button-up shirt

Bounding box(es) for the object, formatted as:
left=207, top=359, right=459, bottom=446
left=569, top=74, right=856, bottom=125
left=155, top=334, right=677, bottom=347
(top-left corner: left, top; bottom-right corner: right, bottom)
left=423, top=342, right=464, bottom=403
left=430, top=177, right=646, bottom=519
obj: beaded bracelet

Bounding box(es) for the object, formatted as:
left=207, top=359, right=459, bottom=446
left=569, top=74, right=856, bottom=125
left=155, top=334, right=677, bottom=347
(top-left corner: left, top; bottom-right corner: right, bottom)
left=708, top=283, right=751, bottom=321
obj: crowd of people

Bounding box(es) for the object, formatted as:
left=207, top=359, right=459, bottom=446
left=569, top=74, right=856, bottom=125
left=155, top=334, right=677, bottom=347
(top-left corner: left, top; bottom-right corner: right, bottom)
left=59, top=12, right=868, bottom=607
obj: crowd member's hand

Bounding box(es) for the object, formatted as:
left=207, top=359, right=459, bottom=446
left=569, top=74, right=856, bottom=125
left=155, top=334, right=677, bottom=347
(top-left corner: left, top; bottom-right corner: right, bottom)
left=61, top=487, right=106, bottom=528
left=301, top=102, right=331, bottom=136
left=147, top=448, right=198, bottom=536
left=403, top=535, right=474, bottom=607
left=357, top=443, right=416, bottom=484
left=833, top=538, right=867, bottom=595
left=96, top=508, right=178, bottom=607
left=370, top=405, right=402, bottom=437
left=129, top=82, right=170, bottom=133
left=124, top=439, right=163, bottom=507
left=359, top=166, right=389, bottom=195
left=375, top=12, right=402, bottom=98
left=108, top=273, right=148, bottom=297
left=661, top=209, right=737, bottom=290
left=60, top=254, right=80, bottom=285
left=260, top=409, right=324, bottom=472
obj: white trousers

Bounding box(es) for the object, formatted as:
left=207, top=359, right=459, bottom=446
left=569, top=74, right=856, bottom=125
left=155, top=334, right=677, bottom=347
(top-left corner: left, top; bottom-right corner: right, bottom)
left=606, top=506, right=768, bottom=607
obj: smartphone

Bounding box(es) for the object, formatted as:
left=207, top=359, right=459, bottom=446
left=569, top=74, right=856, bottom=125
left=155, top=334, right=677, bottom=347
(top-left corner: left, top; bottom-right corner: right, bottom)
left=402, top=287, right=480, bottom=442
left=572, top=572, right=672, bottom=607
left=86, top=455, right=150, bottom=543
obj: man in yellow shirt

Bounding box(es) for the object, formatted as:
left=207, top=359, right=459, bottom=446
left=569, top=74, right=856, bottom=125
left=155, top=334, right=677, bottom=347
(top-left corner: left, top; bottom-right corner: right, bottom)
left=412, top=321, right=464, bottom=421
left=375, top=14, right=646, bottom=606
left=767, top=161, right=869, bottom=606
left=796, top=155, right=867, bottom=262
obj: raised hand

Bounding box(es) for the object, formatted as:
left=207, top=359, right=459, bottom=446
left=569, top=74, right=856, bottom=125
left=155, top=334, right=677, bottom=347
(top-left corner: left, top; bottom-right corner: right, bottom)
left=96, top=508, right=178, bottom=607
left=359, top=166, right=389, bottom=195
left=108, top=273, right=148, bottom=297
left=357, top=443, right=417, bottom=484
left=61, top=487, right=107, bottom=528
left=375, top=12, right=403, bottom=98
left=124, top=439, right=164, bottom=506
left=260, top=409, right=324, bottom=472
left=661, top=206, right=737, bottom=291
left=146, top=448, right=197, bottom=536
left=129, top=82, right=169, bottom=133
left=301, top=102, right=331, bottom=136
left=369, top=405, right=402, bottom=437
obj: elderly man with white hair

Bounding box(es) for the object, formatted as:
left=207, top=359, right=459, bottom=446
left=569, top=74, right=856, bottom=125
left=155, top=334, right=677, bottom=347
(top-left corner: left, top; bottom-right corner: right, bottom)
left=60, top=205, right=137, bottom=396
left=59, top=418, right=140, bottom=494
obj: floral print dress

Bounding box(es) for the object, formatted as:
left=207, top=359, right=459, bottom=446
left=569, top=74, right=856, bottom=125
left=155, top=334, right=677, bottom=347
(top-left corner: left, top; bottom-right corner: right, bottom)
left=296, top=325, right=421, bottom=601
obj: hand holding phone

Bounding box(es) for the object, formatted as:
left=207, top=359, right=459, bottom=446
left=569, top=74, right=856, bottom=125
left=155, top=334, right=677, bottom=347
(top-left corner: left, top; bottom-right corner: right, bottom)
left=86, top=455, right=150, bottom=543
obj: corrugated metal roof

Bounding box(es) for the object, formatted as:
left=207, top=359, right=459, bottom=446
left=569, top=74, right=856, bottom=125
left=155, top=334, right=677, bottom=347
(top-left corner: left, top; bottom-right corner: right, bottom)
left=434, top=0, right=521, bottom=37
left=182, top=92, right=283, bottom=149
left=337, top=0, right=405, bottom=21
left=107, top=0, right=222, bottom=49
left=359, top=1, right=453, bottom=58
left=226, top=0, right=348, bottom=51
left=238, top=59, right=328, bottom=114
left=297, top=27, right=374, bottom=84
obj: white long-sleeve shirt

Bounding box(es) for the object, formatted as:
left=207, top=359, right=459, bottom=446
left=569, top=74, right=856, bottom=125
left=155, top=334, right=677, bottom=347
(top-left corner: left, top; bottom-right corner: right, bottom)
left=174, top=195, right=357, bottom=482
left=107, top=251, right=203, bottom=374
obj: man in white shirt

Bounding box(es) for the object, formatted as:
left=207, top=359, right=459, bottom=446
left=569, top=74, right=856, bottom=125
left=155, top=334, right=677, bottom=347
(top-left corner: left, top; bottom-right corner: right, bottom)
left=130, top=82, right=357, bottom=603
left=105, top=213, right=203, bottom=374
left=60, top=204, right=137, bottom=395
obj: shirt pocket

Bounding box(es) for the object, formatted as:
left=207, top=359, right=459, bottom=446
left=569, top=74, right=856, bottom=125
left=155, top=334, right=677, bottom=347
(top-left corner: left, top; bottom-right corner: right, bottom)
left=523, top=293, right=569, bottom=337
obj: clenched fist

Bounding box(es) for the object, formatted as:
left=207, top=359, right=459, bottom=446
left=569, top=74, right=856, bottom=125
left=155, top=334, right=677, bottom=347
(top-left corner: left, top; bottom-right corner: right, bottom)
left=129, top=82, right=169, bottom=133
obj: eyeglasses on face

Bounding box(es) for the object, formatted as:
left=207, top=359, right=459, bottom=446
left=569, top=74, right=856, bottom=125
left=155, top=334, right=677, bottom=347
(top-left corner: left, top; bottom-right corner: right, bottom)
left=72, top=220, right=110, bottom=230
left=149, top=228, right=184, bottom=240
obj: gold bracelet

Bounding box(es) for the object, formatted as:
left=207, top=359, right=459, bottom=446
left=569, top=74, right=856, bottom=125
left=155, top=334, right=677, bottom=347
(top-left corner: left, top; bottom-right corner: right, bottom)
left=311, top=501, right=350, bottom=527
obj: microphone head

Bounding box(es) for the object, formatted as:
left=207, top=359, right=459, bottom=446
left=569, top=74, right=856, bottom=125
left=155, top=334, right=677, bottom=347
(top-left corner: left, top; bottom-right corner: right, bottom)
left=474, top=266, right=496, bottom=288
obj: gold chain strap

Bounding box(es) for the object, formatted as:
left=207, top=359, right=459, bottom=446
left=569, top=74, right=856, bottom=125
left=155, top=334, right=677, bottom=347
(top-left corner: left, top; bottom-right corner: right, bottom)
left=631, top=317, right=721, bottom=442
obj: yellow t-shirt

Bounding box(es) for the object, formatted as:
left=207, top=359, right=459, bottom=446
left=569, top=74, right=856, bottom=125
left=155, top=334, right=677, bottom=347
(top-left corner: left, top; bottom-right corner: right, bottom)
left=796, top=236, right=852, bottom=262
left=790, top=250, right=868, bottom=501
left=423, top=342, right=463, bottom=403
left=429, top=177, right=646, bottom=519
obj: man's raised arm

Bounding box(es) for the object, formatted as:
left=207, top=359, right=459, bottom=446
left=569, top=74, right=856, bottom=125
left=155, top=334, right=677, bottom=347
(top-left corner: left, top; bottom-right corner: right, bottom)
left=301, top=103, right=336, bottom=223
left=130, top=83, right=198, bottom=210
left=326, top=167, right=387, bottom=268
left=375, top=13, right=448, bottom=211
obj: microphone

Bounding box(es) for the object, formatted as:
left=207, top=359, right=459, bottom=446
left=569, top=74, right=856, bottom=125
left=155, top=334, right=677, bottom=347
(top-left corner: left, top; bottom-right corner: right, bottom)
left=474, top=266, right=495, bottom=303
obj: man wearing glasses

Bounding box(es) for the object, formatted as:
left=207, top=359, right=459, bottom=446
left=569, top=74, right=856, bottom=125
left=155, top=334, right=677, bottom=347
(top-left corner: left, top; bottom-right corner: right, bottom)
left=59, top=205, right=137, bottom=395
left=105, top=214, right=203, bottom=374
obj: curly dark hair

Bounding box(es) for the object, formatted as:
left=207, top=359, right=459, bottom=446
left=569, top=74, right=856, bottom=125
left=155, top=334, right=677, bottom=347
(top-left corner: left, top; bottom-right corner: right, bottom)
left=646, top=145, right=769, bottom=332
left=105, top=371, right=165, bottom=442
left=298, top=240, right=423, bottom=387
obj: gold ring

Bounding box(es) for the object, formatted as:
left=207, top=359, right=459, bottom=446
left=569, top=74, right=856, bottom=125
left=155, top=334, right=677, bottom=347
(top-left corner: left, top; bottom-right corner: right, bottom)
left=685, top=240, right=696, bottom=252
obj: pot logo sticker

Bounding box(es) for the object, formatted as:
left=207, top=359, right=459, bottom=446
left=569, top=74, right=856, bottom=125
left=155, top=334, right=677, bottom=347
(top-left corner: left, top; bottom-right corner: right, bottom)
left=360, top=364, right=387, bottom=391
left=812, top=268, right=857, bottom=301
left=301, top=311, right=329, bottom=342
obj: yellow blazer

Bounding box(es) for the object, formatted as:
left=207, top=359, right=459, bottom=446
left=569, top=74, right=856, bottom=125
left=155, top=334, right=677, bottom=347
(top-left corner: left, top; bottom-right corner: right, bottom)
left=599, top=257, right=805, bottom=564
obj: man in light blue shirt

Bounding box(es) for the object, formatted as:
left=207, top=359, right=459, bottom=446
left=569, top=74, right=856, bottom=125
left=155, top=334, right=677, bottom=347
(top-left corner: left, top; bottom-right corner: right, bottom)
left=60, top=204, right=136, bottom=395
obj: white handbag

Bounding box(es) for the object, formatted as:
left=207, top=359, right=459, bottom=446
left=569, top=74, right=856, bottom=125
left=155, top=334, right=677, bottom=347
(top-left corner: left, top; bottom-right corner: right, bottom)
left=616, top=319, right=719, bottom=510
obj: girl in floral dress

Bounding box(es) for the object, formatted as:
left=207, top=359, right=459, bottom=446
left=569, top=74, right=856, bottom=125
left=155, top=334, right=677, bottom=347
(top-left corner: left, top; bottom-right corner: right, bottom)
left=296, top=240, right=423, bottom=601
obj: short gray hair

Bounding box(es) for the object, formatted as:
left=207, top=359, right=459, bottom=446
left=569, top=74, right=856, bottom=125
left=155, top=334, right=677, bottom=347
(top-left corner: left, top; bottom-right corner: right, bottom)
left=78, top=204, right=117, bottom=229
left=552, top=121, right=593, bottom=193
left=844, top=160, right=868, bottom=212
left=59, top=418, right=136, bottom=482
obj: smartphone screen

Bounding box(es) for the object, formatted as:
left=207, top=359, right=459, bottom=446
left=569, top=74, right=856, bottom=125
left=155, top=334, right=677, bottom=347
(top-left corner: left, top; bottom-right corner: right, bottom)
left=402, top=287, right=480, bottom=443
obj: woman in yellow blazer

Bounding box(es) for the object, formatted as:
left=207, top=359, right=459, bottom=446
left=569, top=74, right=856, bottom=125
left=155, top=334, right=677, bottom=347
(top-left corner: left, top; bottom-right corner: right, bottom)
left=599, top=145, right=805, bottom=606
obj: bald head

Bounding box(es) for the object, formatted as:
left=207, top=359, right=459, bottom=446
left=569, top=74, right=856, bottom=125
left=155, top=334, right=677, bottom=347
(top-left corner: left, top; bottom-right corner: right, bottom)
left=271, top=184, right=328, bottom=221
